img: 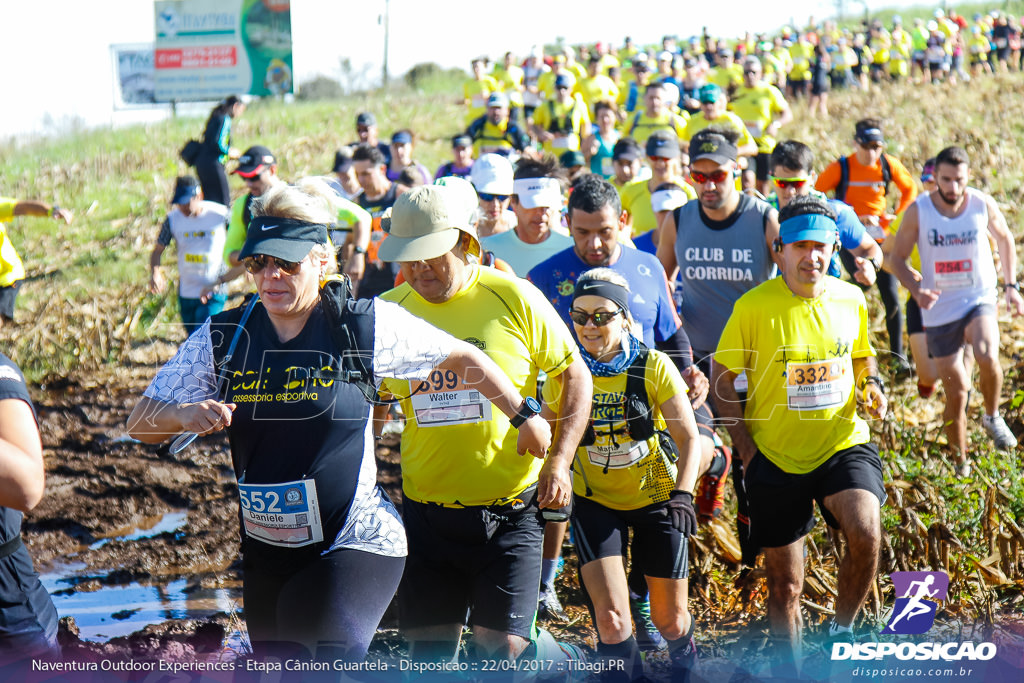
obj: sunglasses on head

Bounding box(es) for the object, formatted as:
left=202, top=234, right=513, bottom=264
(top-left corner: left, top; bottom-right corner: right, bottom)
left=690, top=169, right=731, bottom=184
left=244, top=254, right=304, bottom=275
left=569, top=308, right=622, bottom=326
left=771, top=176, right=809, bottom=189
left=478, top=192, right=510, bottom=203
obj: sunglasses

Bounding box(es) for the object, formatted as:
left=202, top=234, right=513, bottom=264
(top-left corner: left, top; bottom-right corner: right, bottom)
left=690, top=169, right=731, bottom=184
left=772, top=176, right=810, bottom=189
left=648, top=155, right=674, bottom=163
left=569, top=308, right=622, bottom=327
left=478, top=192, right=510, bottom=203
left=859, top=142, right=884, bottom=151
left=244, top=254, right=304, bottom=275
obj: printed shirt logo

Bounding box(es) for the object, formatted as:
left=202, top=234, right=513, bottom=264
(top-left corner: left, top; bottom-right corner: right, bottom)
left=0, top=366, right=22, bottom=383
left=557, top=278, right=575, bottom=296
left=882, top=571, right=949, bottom=634
left=260, top=224, right=279, bottom=231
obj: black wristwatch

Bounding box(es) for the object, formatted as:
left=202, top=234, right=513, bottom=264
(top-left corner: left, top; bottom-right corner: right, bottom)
left=860, top=375, right=886, bottom=393
left=510, top=396, right=541, bottom=428
left=353, top=245, right=367, bottom=255
left=870, top=255, right=883, bottom=271
left=1004, top=282, right=1020, bottom=292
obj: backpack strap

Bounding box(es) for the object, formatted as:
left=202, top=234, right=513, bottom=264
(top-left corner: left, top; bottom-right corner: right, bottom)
left=315, top=275, right=379, bottom=404
left=623, top=345, right=655, bottom=441
left=210, top=293, right=260, bottom=390
left=836, top=156, right=850, bottom=203
left=880, top=153, right=892, bottom=197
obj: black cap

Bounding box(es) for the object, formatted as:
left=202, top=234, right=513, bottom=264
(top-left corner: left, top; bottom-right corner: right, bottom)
left=234, top=145, right=276, bottom=178
left=333, top=148, right=354, bottom=174
left=645, top=130, right=681, bottom=159
left=452, top=134, right=473, bottom=148
left=690, top=131, right=737, bottom=164
left=171, top=176, right=200, bottom=204
left=612, top=138, right=642, bottom=162
left=356, top=111, right=376, bottom=127
left=855, top=123, right=885, bottom=144
left=238, top=216, right=329, bottom=262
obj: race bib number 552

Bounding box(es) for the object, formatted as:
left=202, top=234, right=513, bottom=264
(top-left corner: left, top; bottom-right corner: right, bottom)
left=239, top=479, right=323, bottom=548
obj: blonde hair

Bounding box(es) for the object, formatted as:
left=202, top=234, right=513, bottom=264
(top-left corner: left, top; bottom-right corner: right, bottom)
left=253, top=178, right=339, bottom=276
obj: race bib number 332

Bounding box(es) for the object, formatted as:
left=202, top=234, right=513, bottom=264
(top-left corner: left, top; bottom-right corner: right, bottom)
left=786, top=358, right=852, bottom=411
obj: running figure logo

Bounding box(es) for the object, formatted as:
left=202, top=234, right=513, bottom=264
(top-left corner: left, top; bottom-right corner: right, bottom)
left=882, top=571, right=949, bottom=634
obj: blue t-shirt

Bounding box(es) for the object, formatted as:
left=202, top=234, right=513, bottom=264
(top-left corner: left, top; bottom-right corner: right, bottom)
left=527, top=245, right=681, bottom=347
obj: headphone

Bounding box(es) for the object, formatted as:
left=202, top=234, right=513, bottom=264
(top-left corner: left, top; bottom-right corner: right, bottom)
left=773, top=236, right=842, bottom=253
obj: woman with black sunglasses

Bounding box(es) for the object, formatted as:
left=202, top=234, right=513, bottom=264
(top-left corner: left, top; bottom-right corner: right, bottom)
left=540, top=267, right=702, bottom=683
left=127, top=179, right=551, bottom=665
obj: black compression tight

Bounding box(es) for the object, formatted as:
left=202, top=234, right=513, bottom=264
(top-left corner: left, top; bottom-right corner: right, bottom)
left=243, top=548, right=405, bottom=663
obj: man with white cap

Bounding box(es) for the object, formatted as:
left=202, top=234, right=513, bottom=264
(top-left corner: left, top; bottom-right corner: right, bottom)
left=481, top=155, right=573, bottom=276
left=470, top=153, right=516, bottom=238
left=376, top=184, right=592, bottom=667
left=466, top=92, right=532, bottom=160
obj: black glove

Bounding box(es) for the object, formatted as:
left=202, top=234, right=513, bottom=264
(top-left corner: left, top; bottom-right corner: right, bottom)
left=665, top=490, right=697, bottom=537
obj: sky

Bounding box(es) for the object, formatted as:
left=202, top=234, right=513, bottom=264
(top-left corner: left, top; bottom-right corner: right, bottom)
left=4, top=0, right=931, bottom=138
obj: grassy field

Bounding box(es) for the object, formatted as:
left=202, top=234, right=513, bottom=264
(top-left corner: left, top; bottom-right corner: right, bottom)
left=2, top=71, right=1024, bottom=632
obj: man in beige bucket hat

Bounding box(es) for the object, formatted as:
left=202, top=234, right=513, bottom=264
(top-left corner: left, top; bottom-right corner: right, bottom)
left=376, top=184, right=593, bottom=667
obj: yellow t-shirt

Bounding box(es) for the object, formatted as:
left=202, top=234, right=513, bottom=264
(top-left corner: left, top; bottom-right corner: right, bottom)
left=492, top=65, right=524, bottom=107
left=577, top=74, right=620, bottom=112
left=681, top=111, right=755, bottom=151
left=708, top=64, right=744, bottom=91
left=543, top=349, right=687, bottom=509
left=715, top=276, right=875, bottom=474
left=464, top=76, right=500, bottom=124
left=619, top=110, right=689, bottom=146
left=532, top=96, right=590, bottom=153
left=0, top=199, right=27, bottom=287
left=380, top=266, right=579, bottom=506
left=620, top=180, right=696, bottom=236
left=728, top=83, right=788, bottom=154
left=788, top=41, right=815, bottom=80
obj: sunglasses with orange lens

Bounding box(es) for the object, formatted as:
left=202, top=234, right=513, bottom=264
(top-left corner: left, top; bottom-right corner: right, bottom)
left=690, top=169, right=731, bottom=184
left=771, top=177, right=810, bottom=189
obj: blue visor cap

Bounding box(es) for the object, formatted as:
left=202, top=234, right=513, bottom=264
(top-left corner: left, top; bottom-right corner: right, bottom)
left=779, top=213, right=839, bottom=245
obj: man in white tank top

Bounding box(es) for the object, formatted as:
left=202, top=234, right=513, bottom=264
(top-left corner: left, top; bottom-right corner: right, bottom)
left=886, top=146, right=1024, bottom=473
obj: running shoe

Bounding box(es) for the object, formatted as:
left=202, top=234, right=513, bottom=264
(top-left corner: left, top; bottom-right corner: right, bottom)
left=629, top=595, right=667, bottom=652
left=983, top=414, right=1018, bottom=451
left=696, top=444, right=731, bottom=523
left=668, top=628, right=698, bottom=682
left=538, top=583, right=569, bottom=623
left=891, top=355, right=913, bottom=382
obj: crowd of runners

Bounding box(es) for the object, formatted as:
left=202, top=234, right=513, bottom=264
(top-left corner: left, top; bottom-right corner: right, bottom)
left=0, top=11, right=1021, bottom=683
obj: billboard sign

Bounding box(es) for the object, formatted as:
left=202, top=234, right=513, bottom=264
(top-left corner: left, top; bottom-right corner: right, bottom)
left=111, top=43, right=157, bottom=108
left=154, top=0, right=293, bottom=101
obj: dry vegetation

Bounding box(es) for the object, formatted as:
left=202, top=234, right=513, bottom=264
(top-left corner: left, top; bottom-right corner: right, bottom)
left=1, top=74, right=1023, bottom=650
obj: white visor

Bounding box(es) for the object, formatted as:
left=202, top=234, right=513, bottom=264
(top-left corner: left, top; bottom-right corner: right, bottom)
left=650, top=188, right=687, bottom=212
left=513, top=177, right=563, bottom=209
